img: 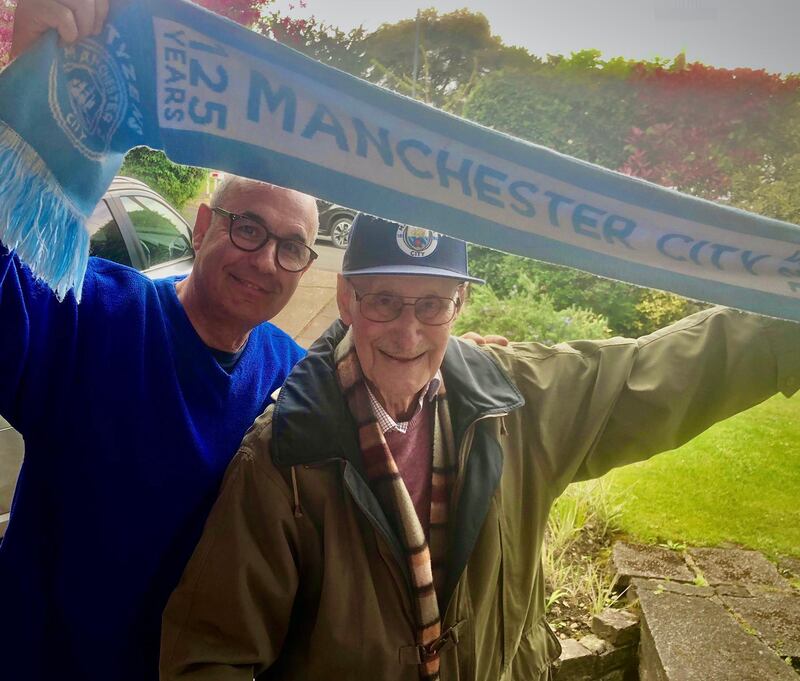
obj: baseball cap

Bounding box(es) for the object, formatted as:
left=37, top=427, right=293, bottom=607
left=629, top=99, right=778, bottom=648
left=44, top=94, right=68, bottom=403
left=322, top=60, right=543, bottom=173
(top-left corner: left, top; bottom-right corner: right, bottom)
left=342, top=213, right=484, bottom=284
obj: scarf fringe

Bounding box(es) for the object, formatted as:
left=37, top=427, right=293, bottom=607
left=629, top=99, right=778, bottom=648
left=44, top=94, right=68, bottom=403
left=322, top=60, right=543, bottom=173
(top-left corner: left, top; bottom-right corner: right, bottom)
left=0, top=119, right=89, bottom=301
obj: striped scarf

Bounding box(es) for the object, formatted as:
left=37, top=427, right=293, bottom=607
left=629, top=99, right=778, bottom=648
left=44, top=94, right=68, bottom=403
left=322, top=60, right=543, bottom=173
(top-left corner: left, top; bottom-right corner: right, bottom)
left=334, top=330, right=456, bottom=680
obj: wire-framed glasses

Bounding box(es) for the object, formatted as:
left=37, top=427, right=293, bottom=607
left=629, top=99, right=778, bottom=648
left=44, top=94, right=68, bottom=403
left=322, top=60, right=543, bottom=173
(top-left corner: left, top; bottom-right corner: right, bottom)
left=212, top=207, right=318, bottom=272
left=353, top=289, right=460, bottom=325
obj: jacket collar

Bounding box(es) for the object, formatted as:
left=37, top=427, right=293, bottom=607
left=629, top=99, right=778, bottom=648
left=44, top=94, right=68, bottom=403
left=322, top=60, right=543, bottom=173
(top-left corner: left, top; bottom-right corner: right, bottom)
left=271, top=320, right=524, bottom=469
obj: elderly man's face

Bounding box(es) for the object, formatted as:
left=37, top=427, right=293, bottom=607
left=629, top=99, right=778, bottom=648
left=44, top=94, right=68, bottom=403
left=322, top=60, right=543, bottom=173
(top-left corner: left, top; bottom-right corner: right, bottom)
left=337, top=274, right=462, bottom=417
left=190, top=182, right=318, bottom=330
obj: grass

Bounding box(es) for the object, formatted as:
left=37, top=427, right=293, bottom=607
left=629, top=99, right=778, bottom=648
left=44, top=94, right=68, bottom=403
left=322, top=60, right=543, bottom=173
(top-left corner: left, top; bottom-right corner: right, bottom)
left=602, top=392, right=800, bottom=559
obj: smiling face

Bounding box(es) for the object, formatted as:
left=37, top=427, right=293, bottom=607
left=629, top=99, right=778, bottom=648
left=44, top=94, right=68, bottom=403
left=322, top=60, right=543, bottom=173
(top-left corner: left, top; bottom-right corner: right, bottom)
left=337, top=274, right=463, bottom=419
left=187, top=180, right=319, bottom=335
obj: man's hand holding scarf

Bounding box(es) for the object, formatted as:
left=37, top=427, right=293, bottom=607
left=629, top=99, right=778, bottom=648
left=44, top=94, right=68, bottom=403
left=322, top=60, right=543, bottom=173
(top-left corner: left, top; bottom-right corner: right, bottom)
left=10, top=0, right=107, bottom=59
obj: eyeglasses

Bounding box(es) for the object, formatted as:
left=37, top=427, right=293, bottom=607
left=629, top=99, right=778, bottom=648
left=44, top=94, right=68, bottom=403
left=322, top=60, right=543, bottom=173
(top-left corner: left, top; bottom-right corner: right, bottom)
left=212, top=207, right=318, bottom=272
left=353, top=289, right=461, bottom=325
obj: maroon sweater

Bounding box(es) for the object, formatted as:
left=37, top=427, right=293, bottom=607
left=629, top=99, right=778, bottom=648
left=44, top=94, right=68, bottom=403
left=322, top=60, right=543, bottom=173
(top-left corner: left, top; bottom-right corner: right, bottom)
left=384, top=400, right=434, bottom=536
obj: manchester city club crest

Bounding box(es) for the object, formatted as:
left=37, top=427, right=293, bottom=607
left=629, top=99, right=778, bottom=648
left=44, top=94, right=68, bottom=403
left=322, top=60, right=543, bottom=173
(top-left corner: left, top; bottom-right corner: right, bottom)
left=48, top=34, right=130, bottom=161
left=396, top=226, right=440, bottom=258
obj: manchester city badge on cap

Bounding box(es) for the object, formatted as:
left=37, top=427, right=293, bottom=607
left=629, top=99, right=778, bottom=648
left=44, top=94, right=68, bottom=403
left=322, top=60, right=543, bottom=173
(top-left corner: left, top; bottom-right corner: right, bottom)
left=395, top=226, right=439, bottom=258
left=342, top=213, right=484, bottom=283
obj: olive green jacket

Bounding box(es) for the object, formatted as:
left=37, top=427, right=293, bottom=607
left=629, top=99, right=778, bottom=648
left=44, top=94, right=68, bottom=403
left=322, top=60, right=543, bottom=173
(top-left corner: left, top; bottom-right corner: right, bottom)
left=161, top=308, right=799, bottom=681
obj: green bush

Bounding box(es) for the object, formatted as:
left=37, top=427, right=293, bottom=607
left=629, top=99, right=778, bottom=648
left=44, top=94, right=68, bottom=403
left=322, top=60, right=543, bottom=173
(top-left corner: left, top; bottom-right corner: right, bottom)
left=467, top=245, right=703, bottom=337
left=120, top=148, right=206, bottom=209
left=454, top=275, right=610, bottom=343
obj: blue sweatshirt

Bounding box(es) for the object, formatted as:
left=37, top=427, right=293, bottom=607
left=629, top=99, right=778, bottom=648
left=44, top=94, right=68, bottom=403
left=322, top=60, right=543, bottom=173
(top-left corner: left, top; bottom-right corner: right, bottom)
left=0, top=248, right=306, bottom=680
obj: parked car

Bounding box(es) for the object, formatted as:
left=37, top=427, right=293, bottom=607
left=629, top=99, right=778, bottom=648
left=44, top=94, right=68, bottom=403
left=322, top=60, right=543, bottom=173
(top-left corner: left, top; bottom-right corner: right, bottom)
left=0, top=177, right=194, bottom=538
left=316, top=200, right=356, bottom=249
left=88, top=176, right=195, bottom=278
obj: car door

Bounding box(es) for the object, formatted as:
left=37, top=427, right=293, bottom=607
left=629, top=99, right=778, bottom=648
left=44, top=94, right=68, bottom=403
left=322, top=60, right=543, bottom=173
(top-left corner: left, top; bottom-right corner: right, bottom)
left=112, top=193, right=194, bottom=278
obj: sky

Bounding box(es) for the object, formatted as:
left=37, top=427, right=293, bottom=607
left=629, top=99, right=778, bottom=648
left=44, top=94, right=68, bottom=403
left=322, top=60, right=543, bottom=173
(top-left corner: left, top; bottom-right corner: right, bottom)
left=276, top=0, right=800, bottom=75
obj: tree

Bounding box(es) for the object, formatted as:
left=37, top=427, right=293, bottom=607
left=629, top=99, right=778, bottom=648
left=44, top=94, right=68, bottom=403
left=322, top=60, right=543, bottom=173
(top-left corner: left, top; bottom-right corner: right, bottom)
left=729, top=100, right=800, bottom=225
left=275, top=17, right=368, bottom=74
left=119, top=148, right=205, bottom=209
left=620, top=61, right=800, bottom=199
left=463, top=51, right=638, bottom=169
left=194, top=0, right=264, bottom=28
left=316, top=9, right=538, bottom=112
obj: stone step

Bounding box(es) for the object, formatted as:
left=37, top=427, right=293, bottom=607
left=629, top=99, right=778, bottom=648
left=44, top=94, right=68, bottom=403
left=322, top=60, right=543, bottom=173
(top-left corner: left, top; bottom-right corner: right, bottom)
left=634, top=578, right=798, bottom=680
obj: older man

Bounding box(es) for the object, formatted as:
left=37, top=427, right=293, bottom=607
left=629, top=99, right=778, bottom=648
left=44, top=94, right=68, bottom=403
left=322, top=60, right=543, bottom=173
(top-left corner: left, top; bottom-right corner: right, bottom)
left=161, top=214, right=799, bottom=680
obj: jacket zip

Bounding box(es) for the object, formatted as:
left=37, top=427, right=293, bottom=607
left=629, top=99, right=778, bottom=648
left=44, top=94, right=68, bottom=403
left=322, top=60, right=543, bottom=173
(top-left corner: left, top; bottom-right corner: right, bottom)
left=449, top=411, right=509, bottom=522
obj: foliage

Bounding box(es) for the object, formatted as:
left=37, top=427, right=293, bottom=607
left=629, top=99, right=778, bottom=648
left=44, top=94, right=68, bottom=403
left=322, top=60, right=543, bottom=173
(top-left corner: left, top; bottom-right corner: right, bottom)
left=359, top=9, right=537, bottom=112
left=465, top=51, right=800, bottom=202
left=544, top=479, right=626, bottom=621
left=288, top=20, right=368, bottom=74
left=620, top=62, right=800, bottom=199
left=291, top=9, right=537, bottom=114
left=119, top=148, right=205, bottom=209
left=0, top=0, right=15, bottom=67
left=603, top=393, right=800, bottom=559
left=463, top=51, right=638, bottom=169
left=453, top=275, right=610, bottom=343
left=728, top=101, right=800, bottom=225
left=467, top=246, right=699, bottom=337
left=196, top=0, right=311, bottom=38
left=194, top=0, right=265, bottom=27
left=460, top=48, right=800, bottom=333
left=632, top=290, right=702, bottom=335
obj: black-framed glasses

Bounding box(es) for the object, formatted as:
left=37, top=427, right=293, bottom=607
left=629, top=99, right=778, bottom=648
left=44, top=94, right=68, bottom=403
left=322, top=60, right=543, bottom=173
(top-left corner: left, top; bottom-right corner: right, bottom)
left=353, top=289, right=461, bottom=325
left=212, top=207, right=318, bottom=272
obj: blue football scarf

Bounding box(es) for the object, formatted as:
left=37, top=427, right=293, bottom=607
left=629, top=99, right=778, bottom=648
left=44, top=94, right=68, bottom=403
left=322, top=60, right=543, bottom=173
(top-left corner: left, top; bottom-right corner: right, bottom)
left=0, top=0, right=799, bottom=321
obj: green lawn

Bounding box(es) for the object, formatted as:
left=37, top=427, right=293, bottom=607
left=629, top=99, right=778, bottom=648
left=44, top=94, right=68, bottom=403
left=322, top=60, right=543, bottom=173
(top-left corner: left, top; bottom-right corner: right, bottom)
left=602, top=393, right=800, bottom=559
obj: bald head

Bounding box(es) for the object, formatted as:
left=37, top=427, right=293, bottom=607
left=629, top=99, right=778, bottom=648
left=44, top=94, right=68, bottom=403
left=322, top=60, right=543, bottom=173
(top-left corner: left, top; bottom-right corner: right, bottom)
left=210, top=176, right=319, bottom=243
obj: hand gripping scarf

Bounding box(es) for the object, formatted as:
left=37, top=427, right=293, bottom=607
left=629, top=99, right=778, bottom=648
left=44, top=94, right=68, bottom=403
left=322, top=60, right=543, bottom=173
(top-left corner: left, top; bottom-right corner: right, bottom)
left=334, top=329, right=457, bottom=679
left=0, top=0, right=799, bottom=320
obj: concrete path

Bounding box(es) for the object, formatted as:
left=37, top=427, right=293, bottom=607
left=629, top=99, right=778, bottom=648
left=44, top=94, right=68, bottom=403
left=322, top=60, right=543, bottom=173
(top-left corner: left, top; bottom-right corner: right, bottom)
left=270, top=268, right=339, bottom=347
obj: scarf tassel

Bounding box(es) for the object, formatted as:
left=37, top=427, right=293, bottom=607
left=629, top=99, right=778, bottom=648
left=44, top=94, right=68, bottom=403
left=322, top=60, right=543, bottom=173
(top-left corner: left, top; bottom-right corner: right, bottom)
left=0, top=119, right=89, bottom=302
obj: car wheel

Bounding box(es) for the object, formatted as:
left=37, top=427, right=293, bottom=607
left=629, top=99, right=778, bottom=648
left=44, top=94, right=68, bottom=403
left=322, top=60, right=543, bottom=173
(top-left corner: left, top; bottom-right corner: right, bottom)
left=330, top=216, right=353, bottom=249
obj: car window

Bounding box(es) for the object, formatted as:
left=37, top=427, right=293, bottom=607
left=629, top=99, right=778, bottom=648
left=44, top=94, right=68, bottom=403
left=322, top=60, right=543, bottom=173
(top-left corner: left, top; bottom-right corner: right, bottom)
left=120, top=195, right=192, bottom=269
left=88, top=200, right=132, bottom=267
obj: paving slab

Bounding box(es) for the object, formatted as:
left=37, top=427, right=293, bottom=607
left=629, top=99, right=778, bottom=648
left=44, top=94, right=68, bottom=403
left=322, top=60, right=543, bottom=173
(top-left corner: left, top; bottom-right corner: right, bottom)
left=714, top=583, right=751, bottom=598
left=722, top=592, right=800, bottom=658
left=688, top=547, right=791, bottom=588
left=634, top=578, right=797, bottom=680
left=270, top=268, right=338, bottom=342
left=294, top=297, right=339, bottom=349
left=612, top=542, right=694, bottom=586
